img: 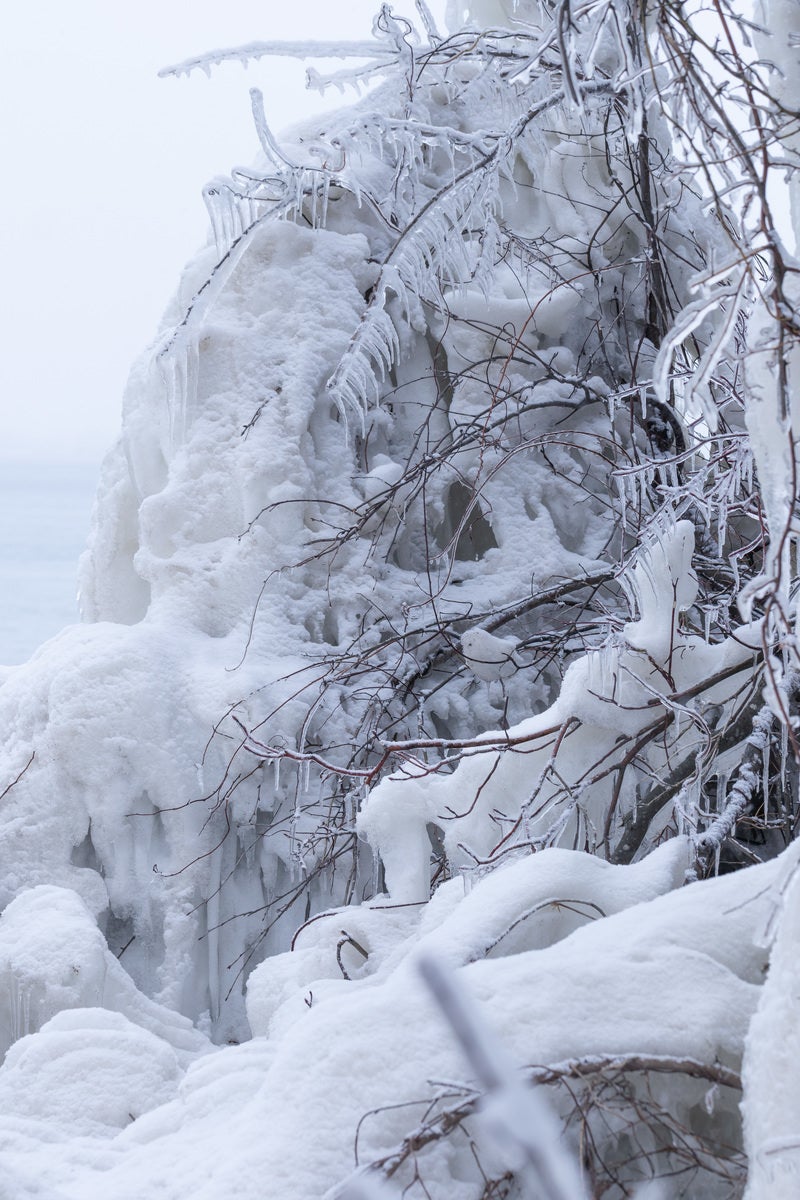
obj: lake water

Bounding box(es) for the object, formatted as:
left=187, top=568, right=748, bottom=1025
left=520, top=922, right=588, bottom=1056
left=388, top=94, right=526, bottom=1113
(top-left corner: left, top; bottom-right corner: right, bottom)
left=0, top=462, right=100, bottom=665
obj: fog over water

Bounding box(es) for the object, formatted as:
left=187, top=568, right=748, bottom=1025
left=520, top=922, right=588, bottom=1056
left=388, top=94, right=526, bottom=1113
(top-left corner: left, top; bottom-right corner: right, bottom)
left=0, top=463, right=98, bottom=664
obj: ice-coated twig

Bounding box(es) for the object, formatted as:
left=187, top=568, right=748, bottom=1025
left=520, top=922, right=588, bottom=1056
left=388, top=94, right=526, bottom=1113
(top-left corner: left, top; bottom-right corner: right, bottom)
left=481, top=896, right=606, bottom=958
left=417, top=953, right=588, bottom=1200
left=694, top=703, right=776, bottom=868
left=326, top=78, right=616, bottom=422
left=343, top=1051, right=741, bottom=1190
left=398, top=568, right=616, bottom=697
left=306, top=61, right=393, bottom=94
left=414, top=0, right=442, bottom=42
left=0, top=750, right=35, bottom=803
left=159, top=40, right=403, bottom=80
left=326, top=161, right=501, bottom=422
left=612, top=685, right=764, bottom=865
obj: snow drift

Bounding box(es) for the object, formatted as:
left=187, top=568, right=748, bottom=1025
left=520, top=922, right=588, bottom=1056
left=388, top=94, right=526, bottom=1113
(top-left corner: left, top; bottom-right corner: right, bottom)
left=0, top=0, right=799, bottom=1196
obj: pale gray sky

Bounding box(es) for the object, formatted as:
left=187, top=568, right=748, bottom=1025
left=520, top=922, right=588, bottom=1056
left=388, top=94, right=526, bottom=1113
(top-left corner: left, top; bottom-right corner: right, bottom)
left=1, top=1, right=446, bottom=464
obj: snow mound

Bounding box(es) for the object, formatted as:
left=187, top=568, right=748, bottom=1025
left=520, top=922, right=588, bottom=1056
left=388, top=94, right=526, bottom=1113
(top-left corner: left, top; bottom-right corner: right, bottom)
left=0, top=886, right=209, bottom=1063
left=0, top=843, right=777, bottom=1199
left=0, top=1008, right=182, bottom=1138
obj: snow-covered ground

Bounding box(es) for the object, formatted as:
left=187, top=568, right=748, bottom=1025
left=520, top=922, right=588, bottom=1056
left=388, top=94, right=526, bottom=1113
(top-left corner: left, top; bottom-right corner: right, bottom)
left=0, top=0, right=798, bottom=1197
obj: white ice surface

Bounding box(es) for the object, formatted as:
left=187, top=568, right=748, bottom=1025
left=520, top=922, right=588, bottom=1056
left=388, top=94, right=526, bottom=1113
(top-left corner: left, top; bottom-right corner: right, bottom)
left=0, top=841, right=779, bottom=1199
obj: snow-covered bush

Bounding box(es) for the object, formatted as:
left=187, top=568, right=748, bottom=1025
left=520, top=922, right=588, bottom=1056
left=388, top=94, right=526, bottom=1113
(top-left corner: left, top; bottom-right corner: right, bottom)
left=0, top=0, right=798, bottom=1196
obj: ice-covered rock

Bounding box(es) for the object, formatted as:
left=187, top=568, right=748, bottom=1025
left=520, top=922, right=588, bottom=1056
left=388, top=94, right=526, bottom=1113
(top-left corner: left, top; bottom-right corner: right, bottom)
left=0, top=886, right=209, bottom=1063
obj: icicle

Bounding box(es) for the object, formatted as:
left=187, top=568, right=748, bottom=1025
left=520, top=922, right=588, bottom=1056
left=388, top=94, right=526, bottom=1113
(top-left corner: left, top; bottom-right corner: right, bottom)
left=416, top=691, right=427, bottom=739
left=203, top=184, right=226, bottom=259
left=627, top=473, right=638, bottom=531
left=224, top=188, right=236, bottom=249
left=273, top=756, right=281, bottom=792
left=221, top=196, right=235, bottom=255
left=674, top=774, right=700, bottom=837
left=290, top=791, right=302, bottom=877
left=203, top=179, right=259, bottom=259
left=704, top=1084, right=719, bottom=1116
left=206, top=846, right=222, bottom=1022
left=163, top=336, right=198, bottom=450
left=242, top=830, right=256, bottom=871
left=596, top=644, right=616, bottom=702
left=615, top=472, right=627, bottom=534
left=717, top=497, right=728, bottom=557
left=10, top=978, right=31, bottom=1042
left=320, top=171, right=330, bottom=228
left=715, top=771, right=728, bottom=815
